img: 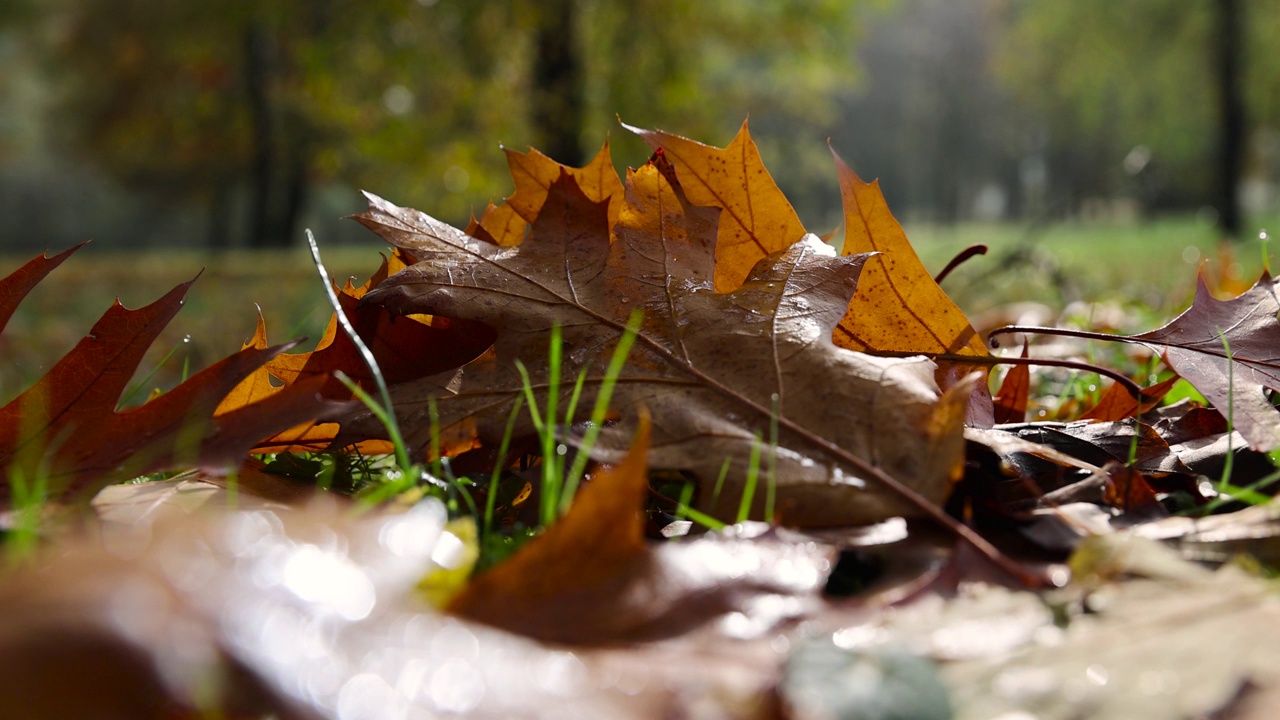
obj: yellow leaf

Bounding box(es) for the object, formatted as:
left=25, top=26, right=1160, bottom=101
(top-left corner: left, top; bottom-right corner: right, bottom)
left=627, top=120, right=808, bottom=292
left=830, top=148, right=986, bottom=357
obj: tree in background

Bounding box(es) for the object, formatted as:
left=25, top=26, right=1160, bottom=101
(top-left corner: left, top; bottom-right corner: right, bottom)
left=1215, top=0, right=1245, bottom=238
left=833, top=0, right=1019, bottom=225
left=25, top=0, right=878, bottom=249
left=996, top=0, right=1268, bottom=237
left=43, top=0, right=512, bottom=248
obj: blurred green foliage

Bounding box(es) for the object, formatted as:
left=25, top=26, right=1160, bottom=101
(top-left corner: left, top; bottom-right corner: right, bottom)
left=13, top=0, right=885, bottom=247
left=997, top=0, right=1280, bottom=210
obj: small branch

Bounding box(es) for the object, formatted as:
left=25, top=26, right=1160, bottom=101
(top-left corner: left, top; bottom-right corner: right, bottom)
left=988, top=324, right=1142, bottom=348
left=933, top=244, right=988, bottom=284
left=873, top=349, right=1146, bottom=399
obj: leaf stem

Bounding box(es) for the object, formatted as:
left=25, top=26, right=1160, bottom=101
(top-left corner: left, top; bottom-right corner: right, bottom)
left=873, top=348, right=1146, bottom=400
left=933, top=244, right=988, bottom=284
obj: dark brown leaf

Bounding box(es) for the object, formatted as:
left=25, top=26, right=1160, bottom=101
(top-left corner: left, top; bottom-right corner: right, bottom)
left=1128, top=272, right=1280, bottom=450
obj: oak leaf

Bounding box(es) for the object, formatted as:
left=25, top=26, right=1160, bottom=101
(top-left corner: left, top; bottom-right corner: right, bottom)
left=471, top=141, right=625, bottom=248
left=628, top=124, right=992, bottom=421
left=627, top=120, right=807, bottom=292
left=992, top=342, right=1031, bottom=424
left=1079, top=374, right=1179, bottom=422
left=0, top=243, right=84, bottom=333
left=347, top=152, right=970, bottom=527
left=829, top=150, right=996, bottom=429
left=829, top=151, right=986, bottom=359
left=217, top=248, right=493, bottom=454
left=0, top=246, right=337, bottom=504
left=1127, top=272, right=1280, bottom=451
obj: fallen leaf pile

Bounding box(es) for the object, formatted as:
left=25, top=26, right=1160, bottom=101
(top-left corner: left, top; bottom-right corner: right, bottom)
left=6, top=122, right=1280, bottom=718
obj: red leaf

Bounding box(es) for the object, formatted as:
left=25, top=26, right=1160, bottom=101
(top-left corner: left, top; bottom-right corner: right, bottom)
left=992, top=343, right=1030, bottom=424
left=0, top=242, right=85, bottom=334
left=1080, top=375, right=1179, bottom=422
left=0, top=251, right=338, bottom=504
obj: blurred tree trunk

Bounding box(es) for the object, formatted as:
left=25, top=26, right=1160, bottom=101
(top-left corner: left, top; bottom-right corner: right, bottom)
left=1215, top=0, right=1245, bottom=239
left=531, top=0, right=584, bottom=166
left=244, top=23, right=306, bottom=248
left=245, top=23, right=280, bottom=248
left=206, top=183, right=232, bottom=251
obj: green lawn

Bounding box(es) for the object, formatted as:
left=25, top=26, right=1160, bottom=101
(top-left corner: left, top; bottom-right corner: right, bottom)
left=907, top=214, right=1273, bottom=317
left=0, top=244, right=387, bottom=405
left=1, top=214, right=1274, bottom=405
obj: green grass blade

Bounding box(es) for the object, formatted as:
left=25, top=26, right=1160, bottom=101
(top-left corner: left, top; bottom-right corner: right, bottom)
left=738, top=433, right=763, bottom=524
left=118, top=337, right=189, bottom=408
left=559, top=309, right=643, bottom=516
left=484, top=396, right=526, bottom=541
left=307, top=229, right=412, bottom=473
left=767, top=393, right=779, bottom=522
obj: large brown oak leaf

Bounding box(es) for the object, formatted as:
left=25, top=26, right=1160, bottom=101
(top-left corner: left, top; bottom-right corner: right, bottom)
left=346, top=154, right=968, bottom=527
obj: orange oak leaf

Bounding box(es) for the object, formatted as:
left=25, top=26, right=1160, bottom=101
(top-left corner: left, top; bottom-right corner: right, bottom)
left=829, top=149, right=993, bottom=425
left=1080, top=375, right=1179, bottom=422
left=625, top=120, right=808, bottom=292
left=992, top=343, right=1031, bottom=425
left=623, top=126, right=990, bottom=416
left=0, top=250, right=337, bottom=504
left=347, top=154, right=970, bottom=528
left=830, top=150, right=986, bottom=358
left=472, top=141, right=625, bottom=247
